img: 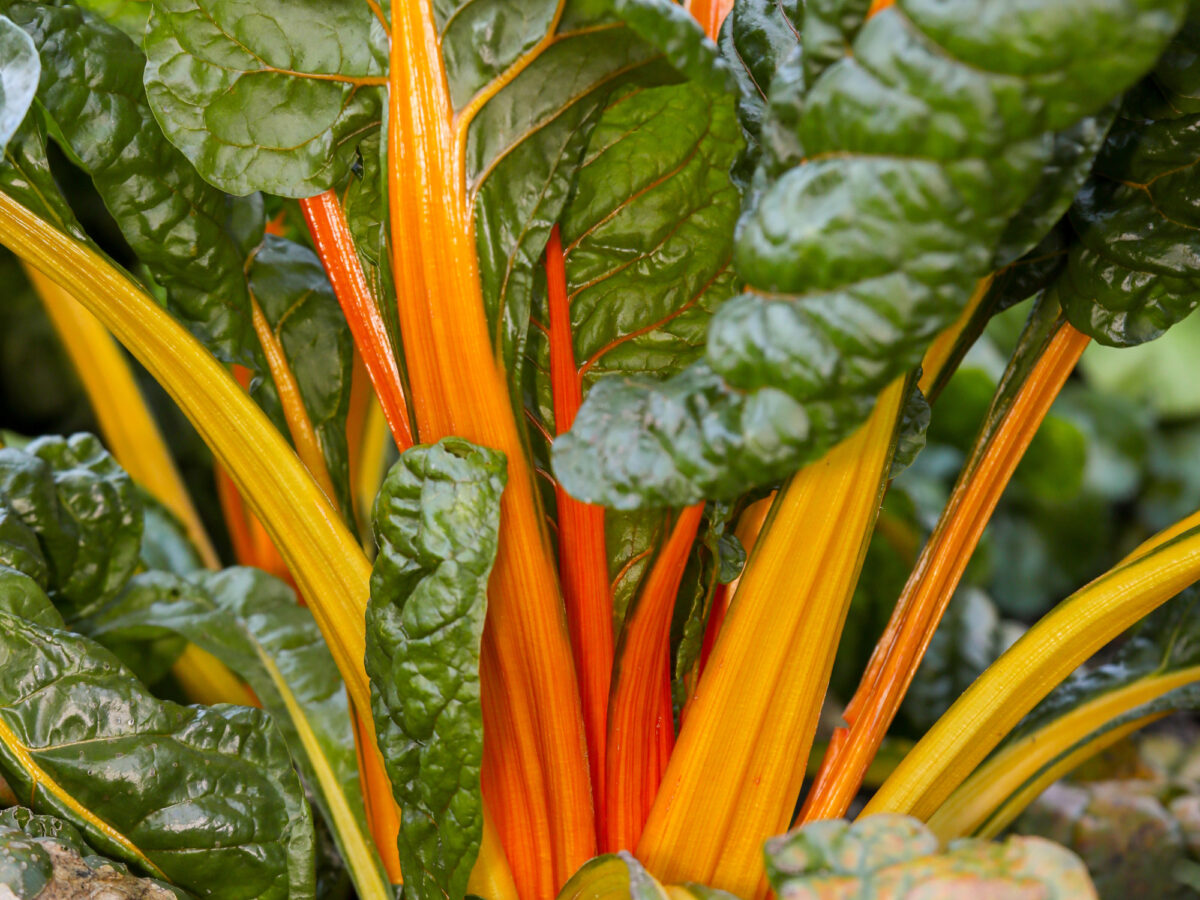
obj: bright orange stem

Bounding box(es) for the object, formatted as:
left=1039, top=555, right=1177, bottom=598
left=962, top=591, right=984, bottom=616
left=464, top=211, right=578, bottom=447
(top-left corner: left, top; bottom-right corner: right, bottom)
left=688, top=0, right=735, bottom=39
left=299, top=191, right=414, bottom=452
left=386, top=4, right=594, bottom=896
left=546, top=224, right=614, bottom=841
left=606, top=504, right=704, bottom=853
left=801, top=323, right=1091, bottom=823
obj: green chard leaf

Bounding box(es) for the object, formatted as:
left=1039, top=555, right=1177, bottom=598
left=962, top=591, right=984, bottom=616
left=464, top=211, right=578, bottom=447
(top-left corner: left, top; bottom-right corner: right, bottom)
left=0, top=587, right=316, bottom=900
left=0, top=15, right=37, bottom=154
left=365, top=438, right=506, bottom=900
left=1059, top=7, right=1200, bottom=346
left=764, top=814, right=1097, bottom=899
left=80, top=567, right=388, bottom=900
left=556, top=0, right=1186, bottom=508
left=0, top=434, right=142, bottom=621
left=143, top=0, right=389, bottom=198
left=0, top=0, right=267, bottom=367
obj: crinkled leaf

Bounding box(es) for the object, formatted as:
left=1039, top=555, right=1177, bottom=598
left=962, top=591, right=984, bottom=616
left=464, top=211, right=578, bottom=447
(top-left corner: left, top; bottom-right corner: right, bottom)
left=603, top=0, right=733, bottom=94
left=0, top=597, right=315, bottom=900
left=801, top=0, right=869, bottom=85
left=0, top=16, right=37, bottom=154
left=365, top=438, right=506, bottom=900
left=247, top=235, right=356, bottom=523
left=1060, top=10, right=1200, bottom=346
left=0, top=434, right=142, bottom=620
left=765, top=814, right=1097, bottom=899
left=143, top=0, right=388, bottom=197
left=558, top=0, right=1186, bottom=507
left=81, top=567, right=386, bottom=900
left=1, top=0, right=266, bottom=366
left=716, top=0, right=802, bottom=161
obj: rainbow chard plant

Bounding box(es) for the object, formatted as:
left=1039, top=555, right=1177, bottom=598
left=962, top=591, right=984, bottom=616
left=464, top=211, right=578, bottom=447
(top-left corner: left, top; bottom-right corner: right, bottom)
left=1, top=0, right=1200, bottom=898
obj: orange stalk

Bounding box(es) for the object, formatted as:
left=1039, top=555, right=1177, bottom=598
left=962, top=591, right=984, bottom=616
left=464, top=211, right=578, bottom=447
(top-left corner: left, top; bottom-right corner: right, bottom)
left=605, top=503, right=704, bottom=853
left=299, top=191, right=414, bottom=452
left=687, top=0, right=735, bottom=40
left=546, top=224, right=614, bottom=839
left=802, top=322, right=1091, bottom=822
left=249, top=296, right=342, bottom=507
left=387, top=3, right=593, bottom=896
left=636, top=382, right=905, bottom=898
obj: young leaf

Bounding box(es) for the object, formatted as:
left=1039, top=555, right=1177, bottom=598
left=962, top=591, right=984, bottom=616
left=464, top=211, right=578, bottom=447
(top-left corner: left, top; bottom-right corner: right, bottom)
left=1, top=0, right=266, bottom=366
left=557, top=0, right=1187, bottom=507
left=0, top=15, right=37, bottom=154
left=0, top=593, right=316, bottom=900
left=365, top=438, right=506, bottom=900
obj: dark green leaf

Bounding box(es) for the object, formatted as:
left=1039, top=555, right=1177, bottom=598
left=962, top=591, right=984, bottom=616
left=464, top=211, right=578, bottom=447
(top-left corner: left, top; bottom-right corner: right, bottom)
left=0, top=596, right=316, bottom=900
left=365, top=438, right=506, bottom=900
left=801, top=0, right=869, bottom=85
left=559, top=0, right=1185, bottom=507
left=2, top=0, right=267, bottom=366
left=0, top=434, right=142, bottom=620
left=81, top=567, right=387, bottom=900
left=889, top=379, right=929, bottom=479
left=137, top=490, right=205, bottom=576
left=1060, top=8, right=1200, bottom=346
left=73, top=0, right=146, bottom=40
left=604, top=0, right=733, bottom=94
left=143, top=0, right=388, bottom=198
left=0, top=15, right=37, bottom=153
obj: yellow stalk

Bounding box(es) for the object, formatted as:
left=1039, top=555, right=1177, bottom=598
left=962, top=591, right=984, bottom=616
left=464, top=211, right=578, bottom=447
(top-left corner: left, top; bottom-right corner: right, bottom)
left=0, top=186, right=520, bottom=900
left=26, top=264, right=219, bottom=569
left=171, top=644, right=259, bottom=706
left=864, top=520, right=1200, bottom=821
left=964, top=714, right=1166, bottom=841
left=636, top=379, right=905, bottom=899
left=25, top=263, right=257, bottom=711
left=927, top=665, right=1200, bottom=841
left=355, top=395, right=390, bottom=531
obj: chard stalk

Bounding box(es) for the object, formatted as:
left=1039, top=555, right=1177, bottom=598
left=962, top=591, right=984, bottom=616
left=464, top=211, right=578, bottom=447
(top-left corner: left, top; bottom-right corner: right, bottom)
left=300, top=191, right=415, bottom=452
left=25, top=264, right=258, bottom=709
left=386, top=2, right=595, bottom=894
left=636, top=379, right=905, bottom=899
left=928, top=669, right=1200, bottom=841
left=864, top=519, right=1200, bottom=821
left=546, top=224, right=615, bottom=841
left=802, top=312, right=1090, bottom=822
left=606, top=503, right=704, bottom=853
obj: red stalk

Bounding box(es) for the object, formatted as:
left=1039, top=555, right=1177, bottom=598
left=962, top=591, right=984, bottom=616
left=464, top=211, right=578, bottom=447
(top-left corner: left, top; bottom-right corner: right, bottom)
left=545, top=225, right=614, bottom=840
left=605, top=503, right=705, bottom=852
left=300, top=190, right=414, bottom=452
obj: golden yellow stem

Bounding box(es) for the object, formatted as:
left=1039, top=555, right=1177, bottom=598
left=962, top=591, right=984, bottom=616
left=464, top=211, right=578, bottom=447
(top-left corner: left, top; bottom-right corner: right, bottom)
left=927, top=665, right=1200, bottom=841
left=26, top=263, right=219, bottom=569
left=864, top=520, right=1200, bottom=821
left=636, top=380, right=905, bottom=899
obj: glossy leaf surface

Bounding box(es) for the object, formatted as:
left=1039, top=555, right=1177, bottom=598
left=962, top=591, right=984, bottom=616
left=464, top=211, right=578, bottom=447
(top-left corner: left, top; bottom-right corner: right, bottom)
left=366, top=438, right=506, bottom=900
